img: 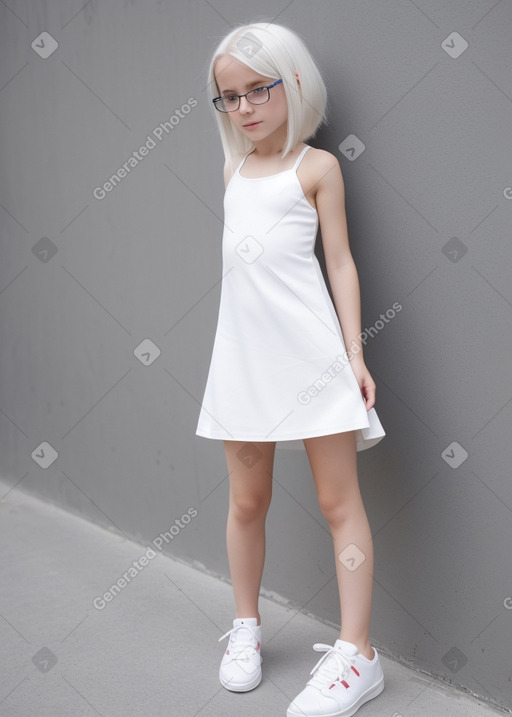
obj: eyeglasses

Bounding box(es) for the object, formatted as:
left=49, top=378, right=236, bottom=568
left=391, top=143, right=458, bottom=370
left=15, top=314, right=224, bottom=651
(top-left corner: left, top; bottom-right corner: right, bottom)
left=212, top=79, right=283, bottom=113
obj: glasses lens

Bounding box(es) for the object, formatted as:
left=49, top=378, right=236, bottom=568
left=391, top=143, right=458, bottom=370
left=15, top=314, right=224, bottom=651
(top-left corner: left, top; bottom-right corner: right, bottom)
left=247, top=87, right=270, bottom=105
left=217, top=97, right=238, bottom=112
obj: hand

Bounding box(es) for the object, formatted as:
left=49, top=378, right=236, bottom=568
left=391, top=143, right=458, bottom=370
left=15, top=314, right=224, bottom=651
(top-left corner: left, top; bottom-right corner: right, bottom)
left=350, top=359, right=376, bottom=411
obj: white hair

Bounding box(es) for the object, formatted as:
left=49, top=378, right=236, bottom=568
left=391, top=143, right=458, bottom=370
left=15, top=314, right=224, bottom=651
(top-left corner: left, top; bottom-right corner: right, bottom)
left=207, top=23, right=328, bottom=174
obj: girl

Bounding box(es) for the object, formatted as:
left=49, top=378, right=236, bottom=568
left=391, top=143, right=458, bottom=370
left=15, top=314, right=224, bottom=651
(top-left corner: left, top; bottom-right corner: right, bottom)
left=196, top=22, right=386, bottom=717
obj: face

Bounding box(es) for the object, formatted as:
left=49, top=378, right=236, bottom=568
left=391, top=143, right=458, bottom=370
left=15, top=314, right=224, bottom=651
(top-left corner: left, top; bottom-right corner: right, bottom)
left=213, top=56, right=288, bottom=142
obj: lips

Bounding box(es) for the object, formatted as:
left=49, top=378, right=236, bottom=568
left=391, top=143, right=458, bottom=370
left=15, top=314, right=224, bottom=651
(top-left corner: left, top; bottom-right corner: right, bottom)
left=243, top=121, right=261, bottom=127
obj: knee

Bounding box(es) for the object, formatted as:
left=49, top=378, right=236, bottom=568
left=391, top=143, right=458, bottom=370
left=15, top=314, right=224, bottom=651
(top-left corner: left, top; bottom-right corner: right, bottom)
left=317, top=492, right=354, bottom=527
left=230, top=492, right=271, bottom=523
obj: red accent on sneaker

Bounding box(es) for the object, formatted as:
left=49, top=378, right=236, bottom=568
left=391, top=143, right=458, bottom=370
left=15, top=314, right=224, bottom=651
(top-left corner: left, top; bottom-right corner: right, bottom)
left=256, top=641, right=261, bottom=651
left=351, top=666, right=360, bottom=676
left=226, top=650, right=230, bottom=655
left=329, top=683, right=335, bottom=689
left=341, top=680, right=350, bottom=688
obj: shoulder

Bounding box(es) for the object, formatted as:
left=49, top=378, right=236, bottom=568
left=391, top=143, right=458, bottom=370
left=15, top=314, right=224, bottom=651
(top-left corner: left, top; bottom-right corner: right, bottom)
left=303, top=147, right=344, bottom=186
left=298, top=147, right=345, bottom=204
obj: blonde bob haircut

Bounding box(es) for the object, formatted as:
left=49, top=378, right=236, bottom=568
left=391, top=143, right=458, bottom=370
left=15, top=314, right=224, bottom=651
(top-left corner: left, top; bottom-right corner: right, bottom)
left=207, top=23, right=328, bottom=174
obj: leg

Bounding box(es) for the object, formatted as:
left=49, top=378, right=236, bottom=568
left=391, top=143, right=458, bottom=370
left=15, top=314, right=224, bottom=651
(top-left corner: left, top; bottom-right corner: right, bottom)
left=223, top=440, right=276, bottom=625
left=303, top=431, right=375, bottom=659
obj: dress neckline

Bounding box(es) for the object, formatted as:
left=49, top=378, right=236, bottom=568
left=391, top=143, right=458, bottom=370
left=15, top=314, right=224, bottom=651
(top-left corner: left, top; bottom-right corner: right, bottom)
left=237, top=145, right=310, bottom=181
left=237, top=165, right=294, bottom=181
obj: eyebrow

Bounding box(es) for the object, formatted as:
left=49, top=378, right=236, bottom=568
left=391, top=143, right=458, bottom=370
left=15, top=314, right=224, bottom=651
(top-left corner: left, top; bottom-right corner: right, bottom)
left=219, top=79, right=267, bottom=95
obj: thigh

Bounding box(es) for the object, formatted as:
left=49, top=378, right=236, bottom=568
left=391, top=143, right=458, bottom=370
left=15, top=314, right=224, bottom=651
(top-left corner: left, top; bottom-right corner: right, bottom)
left=223, top=440, right=276, bottom=503
left=303, top=431, right=360, bottom=508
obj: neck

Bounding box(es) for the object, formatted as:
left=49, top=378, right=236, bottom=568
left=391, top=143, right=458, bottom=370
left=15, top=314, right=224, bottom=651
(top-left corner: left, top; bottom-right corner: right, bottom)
left=249, top=123, right=288, bottom=157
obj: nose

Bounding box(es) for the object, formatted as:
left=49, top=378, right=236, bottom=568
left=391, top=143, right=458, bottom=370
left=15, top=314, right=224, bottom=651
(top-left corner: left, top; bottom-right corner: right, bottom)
left=238, top=96, right=253, bottom=114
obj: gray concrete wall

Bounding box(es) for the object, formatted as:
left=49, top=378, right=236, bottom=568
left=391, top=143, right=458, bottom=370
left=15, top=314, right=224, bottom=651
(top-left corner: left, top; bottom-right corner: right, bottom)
left=1, top=1, right=511, bottom=711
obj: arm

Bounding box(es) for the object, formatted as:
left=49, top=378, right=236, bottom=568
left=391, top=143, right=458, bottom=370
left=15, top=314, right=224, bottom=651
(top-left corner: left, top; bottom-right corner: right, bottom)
left=314, top=152, right=376, bottom=411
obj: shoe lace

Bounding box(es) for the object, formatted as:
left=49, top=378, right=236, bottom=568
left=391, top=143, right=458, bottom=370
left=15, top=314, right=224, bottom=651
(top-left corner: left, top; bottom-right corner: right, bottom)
left=218, top=624, right=259, bottom=661
left=307, top=643, right=354, bottom=689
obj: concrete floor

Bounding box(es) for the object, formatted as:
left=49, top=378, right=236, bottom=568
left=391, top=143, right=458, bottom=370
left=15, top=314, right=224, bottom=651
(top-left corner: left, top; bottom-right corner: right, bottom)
left=0, top=483, right=507, bottom=717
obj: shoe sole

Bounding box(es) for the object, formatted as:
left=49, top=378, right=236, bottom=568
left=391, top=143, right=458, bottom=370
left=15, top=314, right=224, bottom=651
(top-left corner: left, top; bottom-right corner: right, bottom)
left=219, top=670, right=262, bottom=692
left=287, top=675, right=384, bottom=717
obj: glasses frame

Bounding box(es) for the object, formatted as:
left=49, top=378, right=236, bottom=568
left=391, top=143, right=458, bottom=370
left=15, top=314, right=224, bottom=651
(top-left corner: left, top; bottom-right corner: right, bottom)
left=212, top=79, right=283, bottom=113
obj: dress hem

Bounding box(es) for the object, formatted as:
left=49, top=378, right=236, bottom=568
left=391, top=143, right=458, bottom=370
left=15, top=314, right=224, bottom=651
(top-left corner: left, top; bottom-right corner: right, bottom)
left=195, top=418, right=384, bottom=443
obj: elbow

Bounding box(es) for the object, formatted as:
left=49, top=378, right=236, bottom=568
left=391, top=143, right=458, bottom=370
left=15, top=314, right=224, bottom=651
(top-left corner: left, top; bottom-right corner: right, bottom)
left=327, top=254, right=356, bottom=274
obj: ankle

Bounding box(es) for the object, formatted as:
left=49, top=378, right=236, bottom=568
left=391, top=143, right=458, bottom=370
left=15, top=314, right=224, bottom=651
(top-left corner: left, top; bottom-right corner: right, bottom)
left=339, top=635, right=373, bottom=660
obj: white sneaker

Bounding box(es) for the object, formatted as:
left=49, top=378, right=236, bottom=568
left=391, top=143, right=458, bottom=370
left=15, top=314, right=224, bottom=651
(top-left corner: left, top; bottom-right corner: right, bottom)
left=218, top=617, right=262, bottom=692
left=287, top=639, right=384, bottom=716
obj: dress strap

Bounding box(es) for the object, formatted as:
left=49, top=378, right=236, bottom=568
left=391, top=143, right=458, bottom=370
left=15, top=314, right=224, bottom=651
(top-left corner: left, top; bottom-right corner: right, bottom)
left=292, top=145, right=311, bottom=171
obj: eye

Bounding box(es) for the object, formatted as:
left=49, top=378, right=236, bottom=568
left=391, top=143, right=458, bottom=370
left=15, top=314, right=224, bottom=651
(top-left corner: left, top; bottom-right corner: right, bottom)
left=251, top=86, right=267, bottom=94
left=225, top=95, right=238, bottom=102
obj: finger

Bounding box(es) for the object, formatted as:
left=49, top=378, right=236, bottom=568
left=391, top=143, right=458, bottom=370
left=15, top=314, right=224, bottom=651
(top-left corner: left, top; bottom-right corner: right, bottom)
left=363, top=384, right=376, bottom=411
